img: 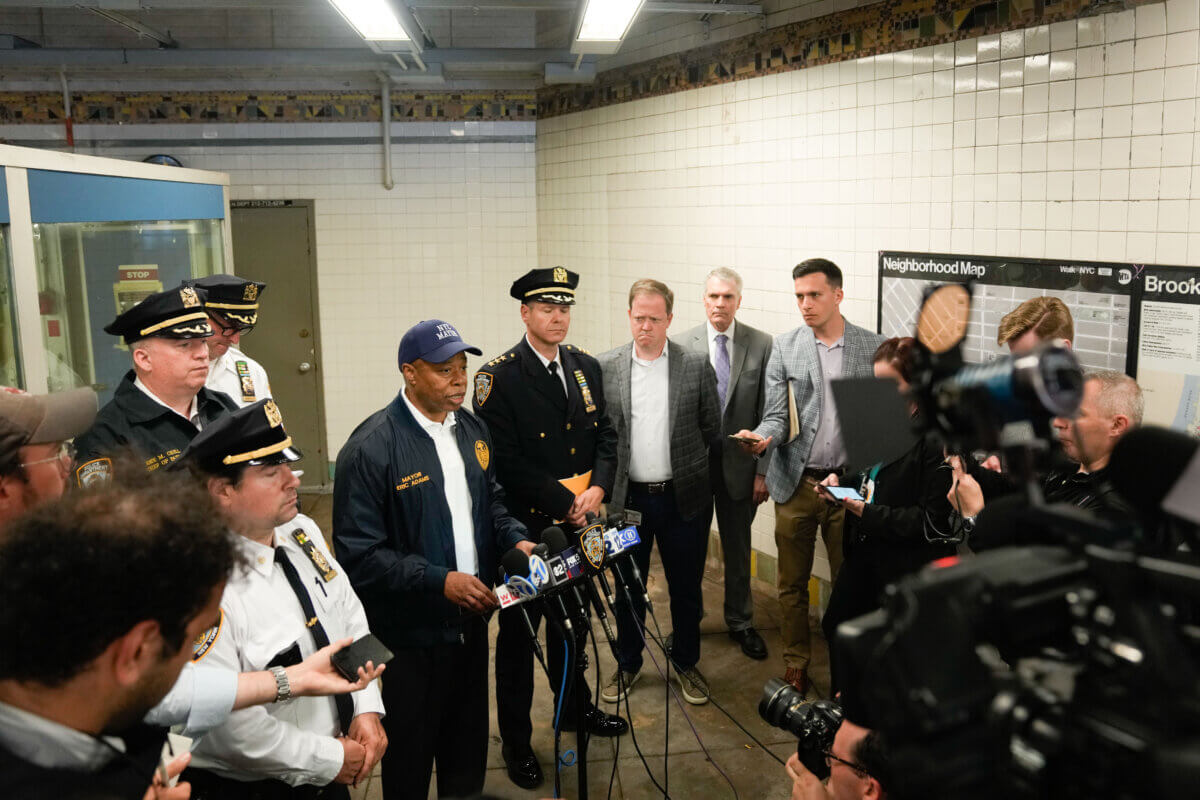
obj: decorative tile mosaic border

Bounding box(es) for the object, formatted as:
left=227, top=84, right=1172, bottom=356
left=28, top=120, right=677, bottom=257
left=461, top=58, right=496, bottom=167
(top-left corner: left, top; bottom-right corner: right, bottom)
left=537, top=0, right=1152, bottom=118
left=0, top=90, right=537, bottom=125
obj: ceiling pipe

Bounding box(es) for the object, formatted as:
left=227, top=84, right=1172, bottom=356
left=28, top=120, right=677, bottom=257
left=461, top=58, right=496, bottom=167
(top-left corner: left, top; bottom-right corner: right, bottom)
left=379, top=72, right=394, bottom=191
left=59, top=67, right=75, bottom=150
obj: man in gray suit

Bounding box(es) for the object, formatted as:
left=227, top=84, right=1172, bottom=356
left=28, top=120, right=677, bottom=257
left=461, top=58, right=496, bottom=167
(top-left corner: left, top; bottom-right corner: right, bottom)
left=598, top=279, right=722, bottom=706
left=677, top=268, right=772, bottom=661
left=736, top=259, right=884, bottom=695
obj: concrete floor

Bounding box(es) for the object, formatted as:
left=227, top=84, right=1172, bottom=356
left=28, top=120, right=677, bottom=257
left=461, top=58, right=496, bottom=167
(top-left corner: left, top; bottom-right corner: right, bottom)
left=302, top=494, right=831, bottom=800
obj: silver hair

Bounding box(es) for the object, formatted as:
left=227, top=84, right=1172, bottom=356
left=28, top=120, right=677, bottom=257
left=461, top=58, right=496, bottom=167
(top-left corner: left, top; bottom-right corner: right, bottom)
left=1084, top=369, right=1144, bottom=428
left=704, top=267, right=743, bottom=297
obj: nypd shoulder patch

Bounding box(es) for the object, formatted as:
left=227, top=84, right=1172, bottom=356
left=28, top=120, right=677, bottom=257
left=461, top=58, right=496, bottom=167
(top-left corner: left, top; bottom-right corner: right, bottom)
left=475, top=372, right=494, bottom=406
left=75, top=457, right=113, bottom=489
left=192, top=610, right=225, bottom=663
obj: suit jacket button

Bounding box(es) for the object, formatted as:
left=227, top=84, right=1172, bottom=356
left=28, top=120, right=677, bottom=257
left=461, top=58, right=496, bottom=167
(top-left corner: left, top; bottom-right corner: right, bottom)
left=570, top=447, right=576, bottom=455
left=530, top=508, right=536, bottom=513
left=566, top=423, right=572, bottom=430
left=540, top=432, right=546, bottom=438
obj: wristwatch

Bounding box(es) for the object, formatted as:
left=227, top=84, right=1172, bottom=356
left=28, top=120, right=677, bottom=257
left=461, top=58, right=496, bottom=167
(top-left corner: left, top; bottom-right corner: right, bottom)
left=960, top=513, right=977, bottom=533
left=269, top=665, right=291, bottom=703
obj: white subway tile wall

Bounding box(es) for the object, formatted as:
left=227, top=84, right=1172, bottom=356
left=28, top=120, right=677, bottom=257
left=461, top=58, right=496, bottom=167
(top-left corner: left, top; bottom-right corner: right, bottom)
left=537, top=4, right=1200, bottom=559
left=94, top=134, right=537, bottom=455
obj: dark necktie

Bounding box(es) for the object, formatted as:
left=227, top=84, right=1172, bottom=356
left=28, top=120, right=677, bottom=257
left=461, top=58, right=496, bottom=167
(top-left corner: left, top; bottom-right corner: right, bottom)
left=274, top=547, right=354, bottom=734
left=548, top=361, right=566, bottom=395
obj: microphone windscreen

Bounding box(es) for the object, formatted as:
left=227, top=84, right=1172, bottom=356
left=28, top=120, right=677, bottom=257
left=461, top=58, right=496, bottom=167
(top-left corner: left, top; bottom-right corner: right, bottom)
left=1108, top=426, right=1198, bottom=515
left=501, top=547, right=531, bottom=578
left=532, top=543, right=550, bottom=559
left=541, top=525, right=571, bottom=554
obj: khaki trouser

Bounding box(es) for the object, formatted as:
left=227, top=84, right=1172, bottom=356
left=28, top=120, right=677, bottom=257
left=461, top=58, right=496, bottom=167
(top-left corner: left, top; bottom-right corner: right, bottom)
left=775, top=475, right=845, bottom=670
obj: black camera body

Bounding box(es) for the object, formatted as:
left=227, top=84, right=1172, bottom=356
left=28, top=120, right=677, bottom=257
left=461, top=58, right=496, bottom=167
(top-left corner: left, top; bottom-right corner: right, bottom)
left=758, top=678, right=844, bottom=780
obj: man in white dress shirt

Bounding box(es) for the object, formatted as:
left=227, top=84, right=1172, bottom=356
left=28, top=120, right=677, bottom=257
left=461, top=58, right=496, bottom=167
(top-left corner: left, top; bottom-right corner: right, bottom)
left=193, top=274, right=273, bottom=408
left=181, top=400, right=387, bottom=799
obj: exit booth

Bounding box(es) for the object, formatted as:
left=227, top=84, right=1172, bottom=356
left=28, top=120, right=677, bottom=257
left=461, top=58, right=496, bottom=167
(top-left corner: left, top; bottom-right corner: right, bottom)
left=0, top=145, right=231, bottom=402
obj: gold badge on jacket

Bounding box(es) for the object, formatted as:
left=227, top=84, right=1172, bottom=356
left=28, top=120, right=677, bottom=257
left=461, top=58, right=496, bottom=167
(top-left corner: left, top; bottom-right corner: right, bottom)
left=475, top=440, right=490, bottom=470
left=574, top=369, right=597, bottom=413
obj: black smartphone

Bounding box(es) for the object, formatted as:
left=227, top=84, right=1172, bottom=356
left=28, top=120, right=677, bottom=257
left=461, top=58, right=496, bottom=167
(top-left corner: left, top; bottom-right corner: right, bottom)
left=330, top=634, right=394, bottom=682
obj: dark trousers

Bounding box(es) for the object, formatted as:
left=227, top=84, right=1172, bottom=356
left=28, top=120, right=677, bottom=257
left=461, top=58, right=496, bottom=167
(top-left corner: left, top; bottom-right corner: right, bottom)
left=495, top=600, right=586, bottom=750
left=710, top=477, right=756, bottom=632
left=613, top=484, right=710, bottom=672
left=184, top=769, right=349, bottom=800
left=379, top=618, right=488, bottom=800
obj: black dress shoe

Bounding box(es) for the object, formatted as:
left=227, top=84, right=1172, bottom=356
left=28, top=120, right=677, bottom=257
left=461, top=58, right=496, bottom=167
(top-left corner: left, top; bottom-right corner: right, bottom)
left=559, top=707, right=629, bottom=737
left=729, top=627, right=768, bottom=660
left=502, top=745, right=544, bottom=790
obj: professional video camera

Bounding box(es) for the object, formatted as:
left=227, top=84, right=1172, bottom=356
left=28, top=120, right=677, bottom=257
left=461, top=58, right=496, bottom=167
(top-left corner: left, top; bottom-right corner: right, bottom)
left=825, top=282, right=1200, bottom=799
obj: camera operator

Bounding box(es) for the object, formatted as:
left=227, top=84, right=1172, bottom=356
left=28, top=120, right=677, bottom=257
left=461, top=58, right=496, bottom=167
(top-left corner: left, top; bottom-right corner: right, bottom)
left=947, top=369, right=1141, bottom=544
left=784, top=719, right=891, bottom=800
left=815, top=338, right=956, bottom=695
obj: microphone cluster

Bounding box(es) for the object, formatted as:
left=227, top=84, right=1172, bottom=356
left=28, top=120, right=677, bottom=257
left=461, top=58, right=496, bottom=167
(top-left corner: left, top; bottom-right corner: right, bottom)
left=496, top=516, right=643, bottom=612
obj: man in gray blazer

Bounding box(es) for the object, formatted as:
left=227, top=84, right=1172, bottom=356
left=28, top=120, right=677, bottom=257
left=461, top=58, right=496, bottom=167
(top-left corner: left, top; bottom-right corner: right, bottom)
left=677, top=267, right=772, bottom=661
left=736, top=259, right=884, bottom=695
left=598, top=279, right=722, bottom=706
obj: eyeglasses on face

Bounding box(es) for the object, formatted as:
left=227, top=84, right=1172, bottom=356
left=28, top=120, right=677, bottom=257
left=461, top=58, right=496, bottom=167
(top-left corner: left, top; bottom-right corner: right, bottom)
left=20, top=440, right=75, bottom=469
left=823, top=750, right=871, bottom=777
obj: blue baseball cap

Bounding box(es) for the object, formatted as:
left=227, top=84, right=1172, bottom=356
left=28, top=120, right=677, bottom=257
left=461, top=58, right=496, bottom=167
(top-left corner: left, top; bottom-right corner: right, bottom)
left=397, top=319, right=482, bottom=369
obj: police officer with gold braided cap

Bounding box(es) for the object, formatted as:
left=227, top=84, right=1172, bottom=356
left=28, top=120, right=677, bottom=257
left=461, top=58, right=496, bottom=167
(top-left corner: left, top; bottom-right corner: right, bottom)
left=473, top=267, right=626, bottom=790
left=73, top=284, right=236, bottom=485
left=192, top=273, right=274, bottom=408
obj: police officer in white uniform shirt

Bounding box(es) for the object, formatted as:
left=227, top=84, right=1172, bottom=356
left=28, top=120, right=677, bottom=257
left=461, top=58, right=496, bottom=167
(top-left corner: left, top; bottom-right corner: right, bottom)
left=179, top=400, right=387, bottom=799
left=193, top=274, right=273, bottom=407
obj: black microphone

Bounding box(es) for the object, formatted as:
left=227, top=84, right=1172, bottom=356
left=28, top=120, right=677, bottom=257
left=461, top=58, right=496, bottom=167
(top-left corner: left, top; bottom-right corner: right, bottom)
left=577, top=513, right=618, bottom=647
left=497, top=553, right=547, bottom=670
left=541, top=525, right=592, bottom=630
left=596, top=514, right=652, bottom=610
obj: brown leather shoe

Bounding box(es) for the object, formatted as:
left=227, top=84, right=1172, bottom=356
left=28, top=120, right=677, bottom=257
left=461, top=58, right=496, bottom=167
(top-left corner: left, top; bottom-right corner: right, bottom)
left=784, top=667, right=809, bottom=696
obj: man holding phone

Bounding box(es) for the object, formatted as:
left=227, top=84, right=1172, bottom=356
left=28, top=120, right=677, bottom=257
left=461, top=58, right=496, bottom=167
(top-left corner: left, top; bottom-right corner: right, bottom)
left=179, top=400, right=387, bottom=798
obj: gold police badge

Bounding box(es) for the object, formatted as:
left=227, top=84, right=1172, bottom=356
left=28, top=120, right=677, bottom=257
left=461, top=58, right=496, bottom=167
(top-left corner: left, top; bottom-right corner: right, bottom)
left=475, top=440, right=490, bottom=470
left=243, top=283, right=259, bottom=302
left=179, top=286, right=201, bottom=308
left=264, top=399, right=283, bottom=427
left=553, top=266, right=568, bottom=284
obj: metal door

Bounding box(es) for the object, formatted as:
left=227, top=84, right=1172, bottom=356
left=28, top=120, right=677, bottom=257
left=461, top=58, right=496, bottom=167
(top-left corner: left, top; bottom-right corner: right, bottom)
left=230, top=201, right=329, bottom=491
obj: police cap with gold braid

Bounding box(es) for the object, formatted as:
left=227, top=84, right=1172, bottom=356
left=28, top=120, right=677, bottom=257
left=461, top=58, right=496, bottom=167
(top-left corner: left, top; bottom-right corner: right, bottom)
left=180, top=399, right=302, bottom=472
left=104, top=284, right=215, bottom=344
left=192, top=273, right=267, bottom=328
left=510, top=267, right=578, bottom=306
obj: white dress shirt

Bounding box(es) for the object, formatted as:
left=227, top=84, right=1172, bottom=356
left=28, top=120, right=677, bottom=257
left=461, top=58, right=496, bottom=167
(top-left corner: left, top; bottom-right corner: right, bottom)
left=0, top=700, right=123, bottom=771
left=706, top=318, right=736, bottom=368
left=188, top=514, right=385, bottom=787
left=206, top=346, right=273, bottom=408
left=628, top=346, right=673, bottom=482
left=144, top=661, right=238, bottom=736
left=402, top=389, right=478, bottom=576
left=133, top=376, right=201, bottom=429
left=526, top=334, right=568, bottom=396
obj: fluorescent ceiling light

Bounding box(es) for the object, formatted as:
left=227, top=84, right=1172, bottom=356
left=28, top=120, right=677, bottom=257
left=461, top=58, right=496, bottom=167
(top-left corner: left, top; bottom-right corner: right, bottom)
left=328, top=0, right=410, bottom=41
left=577, top=0, right=645, bottom=42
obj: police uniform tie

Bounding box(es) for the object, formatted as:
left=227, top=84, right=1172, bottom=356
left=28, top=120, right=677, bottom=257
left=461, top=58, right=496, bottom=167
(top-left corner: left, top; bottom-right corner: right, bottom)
left=274, top=547, right=354, bottom=734
left=547, top=360, right=566, bottom=396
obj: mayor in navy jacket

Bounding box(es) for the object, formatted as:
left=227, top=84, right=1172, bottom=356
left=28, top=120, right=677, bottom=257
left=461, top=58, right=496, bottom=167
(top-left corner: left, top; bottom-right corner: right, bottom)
left=332, top=319, right=533, bottom=800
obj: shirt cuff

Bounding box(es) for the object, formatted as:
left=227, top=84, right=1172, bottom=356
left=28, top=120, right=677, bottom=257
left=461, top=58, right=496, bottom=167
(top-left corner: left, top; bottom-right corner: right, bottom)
left=180, top=666, right=238, bottom=736
left=308, top=735, right=346, bottom=786
left=353, top=683, right=386, bottom=718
